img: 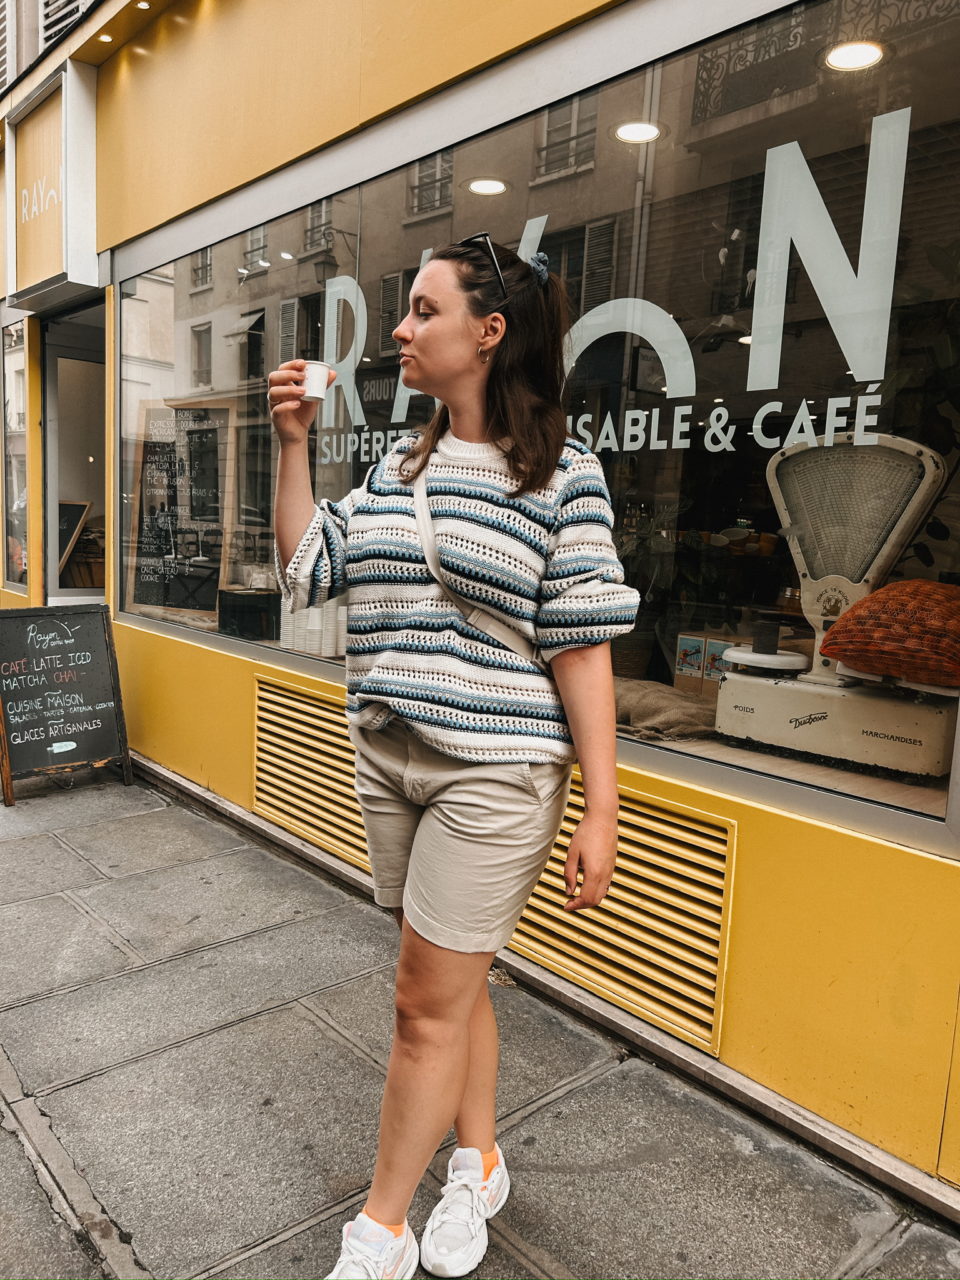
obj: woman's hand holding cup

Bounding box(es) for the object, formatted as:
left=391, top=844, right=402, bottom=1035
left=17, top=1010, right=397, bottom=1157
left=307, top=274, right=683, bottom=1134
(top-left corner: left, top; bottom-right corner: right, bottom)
left=267, top=360, right=336, bottom=446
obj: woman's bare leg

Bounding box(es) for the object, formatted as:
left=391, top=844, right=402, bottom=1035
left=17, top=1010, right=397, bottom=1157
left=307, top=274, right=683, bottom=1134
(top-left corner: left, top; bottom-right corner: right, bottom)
left=364, top=918, right=496, bottom=1225
left=453, top=981, right=498, bottom=1152
left=389, top=909, right=498, bottom=1154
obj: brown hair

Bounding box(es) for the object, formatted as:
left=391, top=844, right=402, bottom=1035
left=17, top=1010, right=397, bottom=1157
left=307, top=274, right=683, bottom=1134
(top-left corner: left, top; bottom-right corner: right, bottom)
left=399, top=239, right=571, bottom=496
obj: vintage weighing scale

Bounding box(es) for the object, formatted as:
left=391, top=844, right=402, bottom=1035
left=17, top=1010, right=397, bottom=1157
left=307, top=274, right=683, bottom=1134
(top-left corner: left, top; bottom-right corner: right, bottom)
left=715, top=432, right=958, bottom=775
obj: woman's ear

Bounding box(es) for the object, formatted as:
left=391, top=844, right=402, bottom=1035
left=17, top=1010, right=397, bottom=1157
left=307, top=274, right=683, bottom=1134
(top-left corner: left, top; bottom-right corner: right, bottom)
left=481, top=311, right=506, bottom=350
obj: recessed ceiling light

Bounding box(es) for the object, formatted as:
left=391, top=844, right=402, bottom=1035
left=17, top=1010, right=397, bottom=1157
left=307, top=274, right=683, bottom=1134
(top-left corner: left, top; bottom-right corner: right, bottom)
left=136, top=1, right=151, bottom=7
left=615, top=121, right=661, bottom=144
left=257, top=258, right=270, bottom=268
left=738, top=334, right=752, bottom=345
left=98, top=33, right=113, bottom=42
left=825, top=40, right=884, bottom=70
left=713, top=397, right=723, bottom=403
left=280, top=251, right=294, bottom=260
left=467, top=178, right=506, bottom=196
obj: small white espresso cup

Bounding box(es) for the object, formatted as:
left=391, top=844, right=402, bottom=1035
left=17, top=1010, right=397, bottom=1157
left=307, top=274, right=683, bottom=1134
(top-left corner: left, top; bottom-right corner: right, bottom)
left=301, top=360, right=331, bottom=402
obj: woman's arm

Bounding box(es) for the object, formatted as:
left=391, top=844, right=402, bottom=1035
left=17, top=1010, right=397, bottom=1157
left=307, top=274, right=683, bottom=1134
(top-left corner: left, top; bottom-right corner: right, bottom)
left=549, top=641, right=619, bottom=913
left=268, top=360, right=335, bottom=568
left=274, top=436, right=318, bottom=569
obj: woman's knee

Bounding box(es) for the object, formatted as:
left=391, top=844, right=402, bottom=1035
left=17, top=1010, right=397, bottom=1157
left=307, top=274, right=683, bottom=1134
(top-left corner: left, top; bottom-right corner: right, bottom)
left=393, top=936, right=492, bottom=1031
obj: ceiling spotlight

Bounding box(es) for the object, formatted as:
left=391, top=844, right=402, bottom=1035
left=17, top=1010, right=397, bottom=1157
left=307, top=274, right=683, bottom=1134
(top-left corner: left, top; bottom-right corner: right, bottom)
left=237, top=267, right=249, bottom=276
left=738, top=333, right=752, bottom=345
left=713, top=397, right=723, bottom=403
left=280, top=251, right=294, bottom=260
left=615, top=121, right=661, bottom=144
left=98, top=32, right=113, bottom=42
left=257, top=258, right=271, bottom=268
left=467, top=178, right=506, bottom=196
left=825, top=40, right=884, bottom=70
left=135, top=1, right=151, bottom=7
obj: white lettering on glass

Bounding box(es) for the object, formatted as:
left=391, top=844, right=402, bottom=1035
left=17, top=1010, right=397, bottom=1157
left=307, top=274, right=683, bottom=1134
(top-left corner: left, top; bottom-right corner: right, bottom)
left=566, top=298, right=696, bottom=398
left=747, top=107, right=911, bottom=391
left=322, top=276, right=367, bottom=429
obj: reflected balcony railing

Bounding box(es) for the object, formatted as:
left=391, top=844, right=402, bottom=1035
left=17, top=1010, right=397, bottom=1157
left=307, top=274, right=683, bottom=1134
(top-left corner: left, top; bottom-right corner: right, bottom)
left=535, top=128, right=597, bottom=177
left=408, top=179, right=452, bottom=215
left=303, top=221, right=335, bottom=253
left=692, top=0, right=960, bottom=125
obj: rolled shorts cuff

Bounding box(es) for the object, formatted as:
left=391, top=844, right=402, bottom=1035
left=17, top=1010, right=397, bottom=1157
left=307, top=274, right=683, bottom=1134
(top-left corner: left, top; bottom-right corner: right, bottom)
left=373, top=885, right=405, bottom=909
left=402, top=895, right=510, bottom=955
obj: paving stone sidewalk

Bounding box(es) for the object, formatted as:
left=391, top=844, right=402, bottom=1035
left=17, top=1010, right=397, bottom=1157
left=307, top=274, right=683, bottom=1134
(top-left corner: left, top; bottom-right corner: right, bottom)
left=1, top=768, right=959, bottom=1280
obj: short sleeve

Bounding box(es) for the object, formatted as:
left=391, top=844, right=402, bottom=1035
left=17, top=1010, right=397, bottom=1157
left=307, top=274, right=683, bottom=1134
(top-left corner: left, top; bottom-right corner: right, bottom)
left=275, top=467, right=375, bottom=613
left=535, top=453, right=640, bottom=661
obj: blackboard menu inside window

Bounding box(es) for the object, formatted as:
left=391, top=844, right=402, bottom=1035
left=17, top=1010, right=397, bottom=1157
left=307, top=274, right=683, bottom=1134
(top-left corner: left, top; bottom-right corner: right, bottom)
left=188, top=424, right=220, bottom=521
left=0, top=604, right=132, bottom=804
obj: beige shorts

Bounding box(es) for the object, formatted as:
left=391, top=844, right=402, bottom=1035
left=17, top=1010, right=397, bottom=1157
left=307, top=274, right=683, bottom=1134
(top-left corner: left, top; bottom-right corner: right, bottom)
left=348, top=716, right=572, bottom=953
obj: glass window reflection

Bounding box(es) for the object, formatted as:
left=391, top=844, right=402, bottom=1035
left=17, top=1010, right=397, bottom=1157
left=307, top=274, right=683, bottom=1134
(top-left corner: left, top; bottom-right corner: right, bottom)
left=119, top=0, right=960, bottom=815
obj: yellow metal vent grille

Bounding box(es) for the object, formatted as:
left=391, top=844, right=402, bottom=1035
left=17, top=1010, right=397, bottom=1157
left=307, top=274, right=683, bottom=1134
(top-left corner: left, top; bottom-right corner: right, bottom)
left=254, top=679, right=371, bottom=872
left=254, top=680, right=734, bottom=1054
left=509, top=775, right=734, bottom=1055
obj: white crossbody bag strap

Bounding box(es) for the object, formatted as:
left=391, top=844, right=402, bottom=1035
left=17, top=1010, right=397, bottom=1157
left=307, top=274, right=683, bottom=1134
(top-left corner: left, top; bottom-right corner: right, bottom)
left=412, top=467, right=547, bottom=670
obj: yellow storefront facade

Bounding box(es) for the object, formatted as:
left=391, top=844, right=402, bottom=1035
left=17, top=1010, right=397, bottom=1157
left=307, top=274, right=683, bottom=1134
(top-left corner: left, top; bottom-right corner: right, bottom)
left=2, top=0, right=960, bottom=1217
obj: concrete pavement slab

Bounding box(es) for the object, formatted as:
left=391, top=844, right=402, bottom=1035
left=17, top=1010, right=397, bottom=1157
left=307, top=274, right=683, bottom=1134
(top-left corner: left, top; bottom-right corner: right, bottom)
left=56, top=805, right=249, bottom=876
left=865, top=1222, right=960, bottom=1277
left=0, top=779, right=165, bottom=840
left=214, top=1182, right=543, bottom=1279
left=74, top=845, right=350, bottom=959
left=0, top=901, right=398, bottom=1093
left=478, top=1057, right=898, bottom=1280
left=0, top=1117, right=103, bottom=1279
left=0, top=896, right=133, bottom=1006
left=307, top=966, right=620, bottom=1118
left=0, top=833, right=105, bottom=905
left=41, top=1004, right=387, bottom=1279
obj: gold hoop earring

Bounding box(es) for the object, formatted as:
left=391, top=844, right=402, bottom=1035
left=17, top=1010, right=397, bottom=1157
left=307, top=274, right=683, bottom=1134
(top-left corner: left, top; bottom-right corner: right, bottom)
left=477, top=346, right=489, bottom=365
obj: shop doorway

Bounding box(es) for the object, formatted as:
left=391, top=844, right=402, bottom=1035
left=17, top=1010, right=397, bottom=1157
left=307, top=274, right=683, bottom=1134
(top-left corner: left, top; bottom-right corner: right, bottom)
left=43, top=301, right=106, bottom=601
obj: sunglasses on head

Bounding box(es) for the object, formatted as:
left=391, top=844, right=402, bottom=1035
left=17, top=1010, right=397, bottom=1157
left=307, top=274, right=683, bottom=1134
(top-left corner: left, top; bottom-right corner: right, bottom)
left=454, top=232, right=509, bottom=308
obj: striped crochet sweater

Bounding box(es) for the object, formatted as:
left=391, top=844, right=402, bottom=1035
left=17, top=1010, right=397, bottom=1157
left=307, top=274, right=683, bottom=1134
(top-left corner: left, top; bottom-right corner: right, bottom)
left=277, top=431, right=639, bottom=763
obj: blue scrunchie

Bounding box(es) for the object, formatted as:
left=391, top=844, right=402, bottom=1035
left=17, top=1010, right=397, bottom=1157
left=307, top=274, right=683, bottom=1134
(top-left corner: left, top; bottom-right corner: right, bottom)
left=528, top=251, right=549, bottom=285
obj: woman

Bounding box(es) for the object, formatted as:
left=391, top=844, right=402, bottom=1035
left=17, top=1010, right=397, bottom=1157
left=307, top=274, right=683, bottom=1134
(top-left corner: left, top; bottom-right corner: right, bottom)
left=270, top=234, right=639, bottom=1280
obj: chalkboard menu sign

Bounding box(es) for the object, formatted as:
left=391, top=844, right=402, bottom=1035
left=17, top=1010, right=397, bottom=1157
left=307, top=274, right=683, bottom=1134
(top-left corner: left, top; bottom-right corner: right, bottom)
left=0, top=604, right=132, bottom=805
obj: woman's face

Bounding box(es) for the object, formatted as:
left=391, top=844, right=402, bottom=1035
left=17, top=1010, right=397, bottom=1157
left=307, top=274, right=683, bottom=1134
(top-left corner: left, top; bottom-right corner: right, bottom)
left=392, top=258, right=496, bottom=402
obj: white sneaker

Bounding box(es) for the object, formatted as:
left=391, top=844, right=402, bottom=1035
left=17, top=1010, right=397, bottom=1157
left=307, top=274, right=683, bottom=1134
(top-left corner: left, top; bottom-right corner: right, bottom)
left=325, top=1212, right=419, bottom=1279
left=420, top=1144, right=510, bottom=1278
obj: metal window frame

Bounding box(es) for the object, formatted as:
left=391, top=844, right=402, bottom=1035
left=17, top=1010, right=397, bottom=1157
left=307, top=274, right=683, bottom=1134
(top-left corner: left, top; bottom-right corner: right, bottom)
left=110, top=0, right=960, bottom=857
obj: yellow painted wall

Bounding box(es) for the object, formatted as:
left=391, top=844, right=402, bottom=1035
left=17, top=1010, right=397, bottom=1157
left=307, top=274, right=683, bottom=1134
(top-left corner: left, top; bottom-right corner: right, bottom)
left=95, top=0, right=621, bottom=251
left=938, top=996, right=960, bottom=1186
left=717, top=816, right=960, bottom=1173
left=113, top=618, right=960, bottom=1175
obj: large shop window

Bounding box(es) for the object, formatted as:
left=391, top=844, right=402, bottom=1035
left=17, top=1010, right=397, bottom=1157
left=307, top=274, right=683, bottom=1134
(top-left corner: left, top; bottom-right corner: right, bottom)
left=119, top=0, right=960, bottom=817
left=3, top=322, right=27, bottom=589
